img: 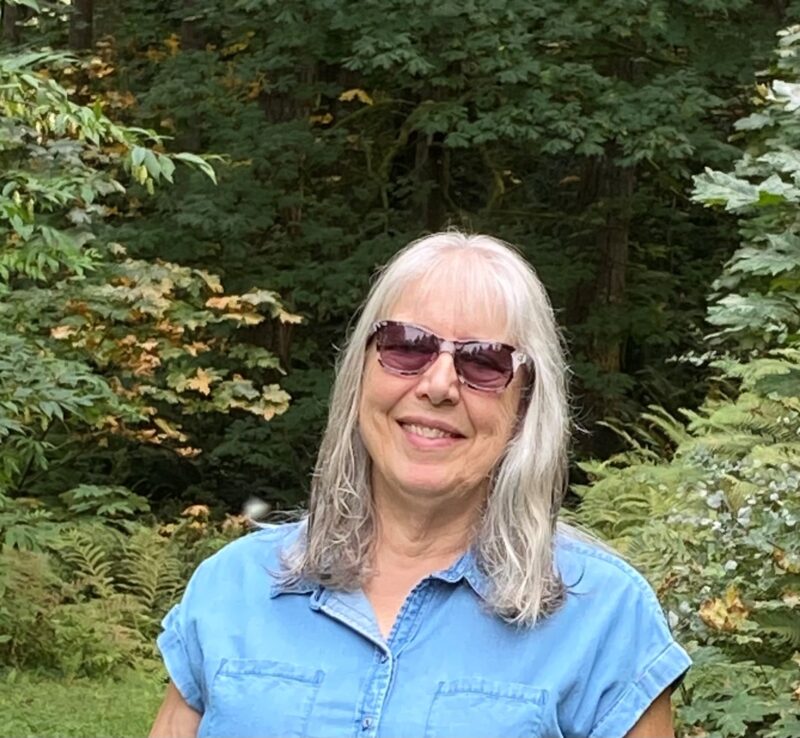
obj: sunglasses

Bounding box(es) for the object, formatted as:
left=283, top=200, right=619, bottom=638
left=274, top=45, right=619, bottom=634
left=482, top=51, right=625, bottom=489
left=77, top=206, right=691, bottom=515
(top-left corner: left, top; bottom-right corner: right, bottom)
left=368, top=320, right=531, bottom=392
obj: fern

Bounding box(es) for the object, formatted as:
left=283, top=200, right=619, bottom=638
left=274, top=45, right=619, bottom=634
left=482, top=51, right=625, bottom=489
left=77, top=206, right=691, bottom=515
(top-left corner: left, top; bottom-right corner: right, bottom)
left=51, top=526, right=120, bottom=600
left=752, top=610, right=800, bottom=649
left=117, top=527, right=184, bottom=617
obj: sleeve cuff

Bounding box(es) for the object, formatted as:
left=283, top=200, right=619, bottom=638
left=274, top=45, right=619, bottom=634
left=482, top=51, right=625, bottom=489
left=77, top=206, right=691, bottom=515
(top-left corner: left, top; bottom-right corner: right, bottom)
left=157, top=624, right=204, bottom=713
left=589, top=640, right=691, bottom=738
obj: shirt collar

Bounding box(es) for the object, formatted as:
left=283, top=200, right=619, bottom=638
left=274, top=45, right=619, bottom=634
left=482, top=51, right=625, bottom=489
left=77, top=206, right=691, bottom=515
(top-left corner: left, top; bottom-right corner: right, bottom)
left=270, top=547, right=491, bottom=601
left=429, top=546, right=492, bottom=602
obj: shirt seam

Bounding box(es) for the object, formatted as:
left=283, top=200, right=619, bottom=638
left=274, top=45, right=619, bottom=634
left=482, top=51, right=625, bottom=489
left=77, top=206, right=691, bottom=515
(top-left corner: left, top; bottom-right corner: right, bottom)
left=587, top=639, right=691, bottom=738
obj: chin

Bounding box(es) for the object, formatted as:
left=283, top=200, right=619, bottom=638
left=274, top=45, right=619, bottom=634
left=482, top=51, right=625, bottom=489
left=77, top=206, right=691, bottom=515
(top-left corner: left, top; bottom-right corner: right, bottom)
left=398, top=474, right=471, bottom=500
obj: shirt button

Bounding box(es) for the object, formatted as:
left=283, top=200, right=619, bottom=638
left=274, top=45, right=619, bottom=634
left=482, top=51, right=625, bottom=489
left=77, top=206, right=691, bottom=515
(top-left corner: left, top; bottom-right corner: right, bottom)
left=361, top=717, right=372, bottom=730
left=380, top=653, right=389, bottom=663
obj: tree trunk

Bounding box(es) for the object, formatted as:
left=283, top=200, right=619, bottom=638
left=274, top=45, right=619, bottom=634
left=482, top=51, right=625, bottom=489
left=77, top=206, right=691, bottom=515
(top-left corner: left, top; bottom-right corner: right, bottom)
left=68, top=0, right=94, bottom=51
left=2, top=2, right=21, bottom=45
left=587, top=156, right=635, bottom=374
left=413, top=134, right=447, bottom=232
left=175, top=0, right=206, bottom=151
left=180, top=0, right=205, bottom=52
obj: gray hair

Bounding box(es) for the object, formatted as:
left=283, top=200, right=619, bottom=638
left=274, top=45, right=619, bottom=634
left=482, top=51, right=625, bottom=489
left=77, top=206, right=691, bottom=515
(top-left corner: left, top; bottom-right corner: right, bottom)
left=281, top=231, right=571, bottom=626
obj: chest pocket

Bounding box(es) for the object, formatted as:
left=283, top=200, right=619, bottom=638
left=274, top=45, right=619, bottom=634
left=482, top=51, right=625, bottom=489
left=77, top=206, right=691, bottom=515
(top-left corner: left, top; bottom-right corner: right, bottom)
left=201, top=659, right=324, bottom=738
left=424, top=678, right=547, bottom=738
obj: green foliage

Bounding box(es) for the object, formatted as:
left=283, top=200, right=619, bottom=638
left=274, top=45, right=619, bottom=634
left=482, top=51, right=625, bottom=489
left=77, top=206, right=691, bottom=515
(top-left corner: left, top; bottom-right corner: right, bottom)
left=693, top=25, right=800, bottom=351
left=96, top=0, right=788, bottom=486
left=0, top=51, right=295, bottom=508
left=576, top=26, right=800, bottom=737
left=576, top=348, right=800, bottom=737
left=0, top=501, right=246, bottom=678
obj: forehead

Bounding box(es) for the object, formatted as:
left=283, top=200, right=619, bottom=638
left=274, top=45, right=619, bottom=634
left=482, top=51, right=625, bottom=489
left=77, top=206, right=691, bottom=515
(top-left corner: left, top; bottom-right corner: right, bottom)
left=384, top=267, right=511, bottom=342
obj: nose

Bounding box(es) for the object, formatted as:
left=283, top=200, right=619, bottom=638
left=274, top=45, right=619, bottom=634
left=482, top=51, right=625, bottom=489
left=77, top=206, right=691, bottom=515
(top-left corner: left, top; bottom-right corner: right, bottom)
left=414, top=350, right=460, bottom=405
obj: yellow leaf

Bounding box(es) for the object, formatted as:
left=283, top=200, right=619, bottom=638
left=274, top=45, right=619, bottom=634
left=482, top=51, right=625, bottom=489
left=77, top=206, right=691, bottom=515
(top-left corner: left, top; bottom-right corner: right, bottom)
left=206, top=295, right=240, bottom=310
left=339, top=88, right=374, bottom=105
left=783, top=591, right=800, bottom=608
left=154, top=417, right=186, bottom=441
left=774, top=548, right=800, bottom=573
left=309, top=113, right=333, bottom=125
left=164, top=33, right=181, bottom=55
left=278, top=309, right=303, bottom=324
left=196, top=269, right=224, bottom=294
left=175, top=446, right=202, bottom=458
left=186, top=368, right=214, bottom=396
left=698, top=585, right=749, bottom=632
left=223, top=311, right=264, bottom=325
left=185, top=341, right=211, bottom=357
left=144, top=48, right=167, bottom=63
left=222, top=38, right=251, bottom=56
left=222, top=514, right=247, bottom=534
left=51, top=325, right=77, bottom=339
left=182, top=504, right=210, bottom=518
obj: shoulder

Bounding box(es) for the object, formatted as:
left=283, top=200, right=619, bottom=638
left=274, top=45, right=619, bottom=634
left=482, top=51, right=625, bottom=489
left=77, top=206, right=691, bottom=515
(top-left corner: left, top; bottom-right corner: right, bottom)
left=555, top=527, right=659, bottom=601
left=189, top=520, right=303, bottom=586
left=551, top=527, right=670, bottom=634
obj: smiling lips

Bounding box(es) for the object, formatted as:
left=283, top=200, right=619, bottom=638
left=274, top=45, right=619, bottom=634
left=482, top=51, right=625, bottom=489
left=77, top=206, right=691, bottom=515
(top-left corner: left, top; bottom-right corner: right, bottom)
left=397, top=419, right=465, bottom=447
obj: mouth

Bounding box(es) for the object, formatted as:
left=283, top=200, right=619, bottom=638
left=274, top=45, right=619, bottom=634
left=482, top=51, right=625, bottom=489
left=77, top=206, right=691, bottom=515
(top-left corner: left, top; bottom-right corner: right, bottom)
left=396, top=418, right=466, bottom=442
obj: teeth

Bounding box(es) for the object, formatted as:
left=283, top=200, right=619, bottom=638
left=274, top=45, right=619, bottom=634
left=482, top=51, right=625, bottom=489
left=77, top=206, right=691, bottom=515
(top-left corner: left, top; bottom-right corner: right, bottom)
left=404, top=423, right=455, bottom=439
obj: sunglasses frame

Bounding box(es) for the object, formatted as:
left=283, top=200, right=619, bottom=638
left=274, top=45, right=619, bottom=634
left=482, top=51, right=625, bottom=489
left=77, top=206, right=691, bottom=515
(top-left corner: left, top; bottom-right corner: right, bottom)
left=368, top=320, right=532, bottom=392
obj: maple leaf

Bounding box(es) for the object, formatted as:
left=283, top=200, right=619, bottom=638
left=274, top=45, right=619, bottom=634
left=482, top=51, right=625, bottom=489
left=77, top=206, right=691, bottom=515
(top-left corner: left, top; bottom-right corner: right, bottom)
left=206, top=295, right=240, bottom=310
left=186, top=367, right=214, bottom=396
left=699, top=585, right=750, bottom=631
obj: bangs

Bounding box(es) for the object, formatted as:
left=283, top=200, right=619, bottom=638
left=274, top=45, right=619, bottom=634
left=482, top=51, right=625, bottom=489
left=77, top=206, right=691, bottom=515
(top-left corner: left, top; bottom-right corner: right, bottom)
left=379, top=248, right=516, bottom=341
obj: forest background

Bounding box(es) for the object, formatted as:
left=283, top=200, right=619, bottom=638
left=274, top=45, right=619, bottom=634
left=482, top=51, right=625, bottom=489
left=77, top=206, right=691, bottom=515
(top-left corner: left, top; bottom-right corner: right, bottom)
left=1, top=1, right=799, bottom=736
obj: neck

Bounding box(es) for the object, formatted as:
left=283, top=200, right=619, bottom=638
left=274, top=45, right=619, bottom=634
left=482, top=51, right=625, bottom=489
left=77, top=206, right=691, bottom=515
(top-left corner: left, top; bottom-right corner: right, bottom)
left=370, top=479, right=484, bottom=574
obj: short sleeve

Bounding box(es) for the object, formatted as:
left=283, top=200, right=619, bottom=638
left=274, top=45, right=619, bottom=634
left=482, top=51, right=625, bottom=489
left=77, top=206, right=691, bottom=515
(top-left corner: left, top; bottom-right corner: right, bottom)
left=578, top=556, right=691, bottom=738
left=588, top=635, right=690, bottom=738
left=156, top=568, right=207, bottom=713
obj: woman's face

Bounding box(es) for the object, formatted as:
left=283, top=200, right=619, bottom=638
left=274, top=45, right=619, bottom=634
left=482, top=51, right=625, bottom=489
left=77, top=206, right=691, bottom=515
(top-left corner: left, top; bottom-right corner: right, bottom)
left=358, top=278, right=525, bottom=511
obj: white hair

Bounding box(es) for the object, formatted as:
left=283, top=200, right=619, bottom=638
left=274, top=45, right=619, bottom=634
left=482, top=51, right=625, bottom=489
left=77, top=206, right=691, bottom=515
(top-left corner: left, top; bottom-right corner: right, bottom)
left=280, top=231, right=571, bottom=625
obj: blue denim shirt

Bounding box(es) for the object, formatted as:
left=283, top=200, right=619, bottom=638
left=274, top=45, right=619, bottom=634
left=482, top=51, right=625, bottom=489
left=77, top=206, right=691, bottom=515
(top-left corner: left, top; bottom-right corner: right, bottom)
left=157, top=522, right=690, bottom=738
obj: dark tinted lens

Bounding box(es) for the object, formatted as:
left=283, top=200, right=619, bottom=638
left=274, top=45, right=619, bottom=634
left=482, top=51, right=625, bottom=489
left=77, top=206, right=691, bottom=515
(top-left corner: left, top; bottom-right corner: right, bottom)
left=377, top=323, right=438, bottom=373
left=456, top=343, right=513, bottom=389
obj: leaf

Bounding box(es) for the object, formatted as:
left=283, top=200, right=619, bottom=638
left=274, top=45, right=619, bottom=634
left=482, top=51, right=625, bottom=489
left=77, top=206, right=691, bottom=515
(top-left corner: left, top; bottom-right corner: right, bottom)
left=734, top=112, right=772, bottom=131
left=50, top=325, right=78, bottom=340
left=772, top=80, right=800, bottom=111
left=692, top=168, right=760, bottom=210
left=8, top=0, right=41, bottom=11
left=278, top=309, right=303, bottom=324
left=699, top=585, right=750, bottom=631
left=172, top=152, right=218, bottom=184
left=754, top=368, right=800, bottom=397
left=339, top=88, right=374, bottom=105
left=195, top=269, right=223, bottom=293
left=185, top=367, right=214, bottom=396
left=131, top=146, right=147, bottom=168
left=153, top=417, right=187, bottom=441
left=205, top=295, right=238, bottom=310
left=143, top=150, right=162, bottom=181
left=757, top=173, right=800, bottom=203
left=714, top=692, right=775, bottom=736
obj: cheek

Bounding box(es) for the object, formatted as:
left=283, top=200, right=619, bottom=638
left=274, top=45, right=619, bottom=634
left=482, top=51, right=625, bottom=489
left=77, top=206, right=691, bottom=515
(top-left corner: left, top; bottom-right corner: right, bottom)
left=474, top=395, right=519, bottom=441
left=358, top=363, right=405, bottom=437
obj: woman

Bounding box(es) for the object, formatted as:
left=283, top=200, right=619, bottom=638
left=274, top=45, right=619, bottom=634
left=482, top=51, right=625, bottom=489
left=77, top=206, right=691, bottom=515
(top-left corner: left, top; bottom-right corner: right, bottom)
left=150, top=232, right=690, bottom=738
